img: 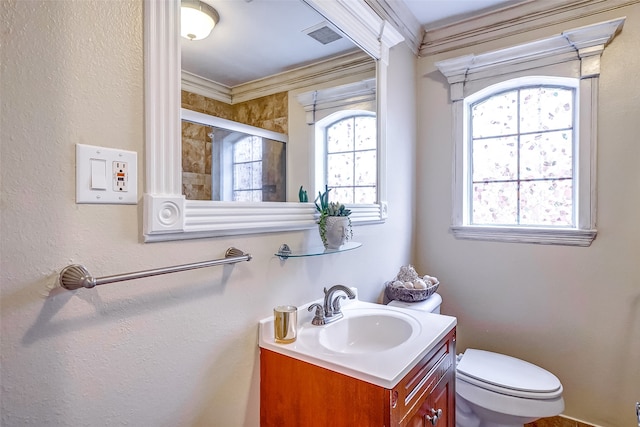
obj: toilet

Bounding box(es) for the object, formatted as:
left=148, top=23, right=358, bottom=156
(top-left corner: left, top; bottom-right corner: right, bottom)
left=388, top=294, right=564, bottom=427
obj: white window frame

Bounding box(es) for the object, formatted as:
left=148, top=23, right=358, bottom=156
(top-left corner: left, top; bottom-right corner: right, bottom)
left=298, top=78, right=388, bottom=223
left=435, top=18, right=625, bottom=247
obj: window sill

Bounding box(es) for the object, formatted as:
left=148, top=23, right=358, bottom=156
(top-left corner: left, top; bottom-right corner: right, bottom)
left=450, top=225, right=597, bottom=247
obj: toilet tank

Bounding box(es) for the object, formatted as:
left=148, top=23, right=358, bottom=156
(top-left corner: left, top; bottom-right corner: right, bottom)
left=387, top=293, right=442, bottom=314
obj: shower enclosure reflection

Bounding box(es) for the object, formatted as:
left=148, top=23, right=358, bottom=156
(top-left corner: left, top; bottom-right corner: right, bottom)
left=182, top=109, right=287, bottom=202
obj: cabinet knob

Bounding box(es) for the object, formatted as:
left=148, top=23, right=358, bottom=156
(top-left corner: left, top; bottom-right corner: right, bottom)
left=425, top=408, right=443, bottom=425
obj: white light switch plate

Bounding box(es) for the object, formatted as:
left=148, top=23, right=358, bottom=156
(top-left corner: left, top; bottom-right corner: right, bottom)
left=76, top=144, right=138, bottom=204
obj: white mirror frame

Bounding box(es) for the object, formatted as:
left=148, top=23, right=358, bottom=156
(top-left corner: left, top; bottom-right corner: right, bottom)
left=143, top=0, right=403, bottom=242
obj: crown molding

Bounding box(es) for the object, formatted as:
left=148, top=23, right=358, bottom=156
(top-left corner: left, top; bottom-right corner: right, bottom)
left=366, top=0, right=638, bottom=57
left=364, top=0, right=423, bottom=55
left=181, top=51, right=375, bottom=104
left=181, top=71, right=231, bottom=103
left=420, top=0, right=639, bottom=56
left=231, top=51, right=374, bottom=104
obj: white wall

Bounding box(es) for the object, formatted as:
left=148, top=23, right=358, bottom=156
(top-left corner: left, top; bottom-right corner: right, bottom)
left=415, top=4, right=640, bottom=426
left=0, top=2, right=416, bottom=426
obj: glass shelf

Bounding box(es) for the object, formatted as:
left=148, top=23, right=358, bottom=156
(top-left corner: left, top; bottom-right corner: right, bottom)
left=276, top=242, right=362, bottom=260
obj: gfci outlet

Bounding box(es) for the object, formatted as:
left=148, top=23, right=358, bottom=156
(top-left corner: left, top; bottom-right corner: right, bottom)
left=76, top=144, right=137, bottom=204
left=113, top=161, right=128, bottom=192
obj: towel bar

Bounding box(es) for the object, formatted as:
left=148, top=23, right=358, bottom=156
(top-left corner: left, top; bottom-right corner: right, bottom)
left=58, top=247, right=251, bottom=290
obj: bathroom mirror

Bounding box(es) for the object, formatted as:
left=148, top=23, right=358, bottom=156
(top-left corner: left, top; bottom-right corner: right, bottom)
left=179, top=0, right=356, bottom=204
left=143, top=0, right=403, bottom=241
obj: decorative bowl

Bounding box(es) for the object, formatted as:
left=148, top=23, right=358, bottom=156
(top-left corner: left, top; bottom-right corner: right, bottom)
left=385, top=281, right=440, bottom=302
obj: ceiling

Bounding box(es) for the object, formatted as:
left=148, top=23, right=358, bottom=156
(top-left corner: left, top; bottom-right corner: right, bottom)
left=181, top=0, right=358, bottom=88
left=181, top=0, right=525, bottom=88
left=402, top=0, right=525, bottom=29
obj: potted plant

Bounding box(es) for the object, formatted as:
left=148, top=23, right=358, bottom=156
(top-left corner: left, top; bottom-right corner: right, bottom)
left=315, top=185, right=353, bottom=249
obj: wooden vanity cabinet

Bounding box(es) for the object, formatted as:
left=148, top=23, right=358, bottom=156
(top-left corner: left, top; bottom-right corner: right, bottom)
left=260, top=328, right=456, bottom=427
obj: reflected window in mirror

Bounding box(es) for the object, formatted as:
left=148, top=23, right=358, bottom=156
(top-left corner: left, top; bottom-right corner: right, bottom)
left=233, top=135, right=263, bottom=202
left=317, top=111, right=377, bottom=204
left=230, top=134, right=286, bottom=202
left=299, top=78, right=379, bottom=211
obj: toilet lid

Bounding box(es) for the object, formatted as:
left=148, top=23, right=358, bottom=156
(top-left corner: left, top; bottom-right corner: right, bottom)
left=457, top=349, right=563, bottom=398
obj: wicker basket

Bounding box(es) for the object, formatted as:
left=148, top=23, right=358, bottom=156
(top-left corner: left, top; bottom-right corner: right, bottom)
left=385, top=281, right=440, bottom=302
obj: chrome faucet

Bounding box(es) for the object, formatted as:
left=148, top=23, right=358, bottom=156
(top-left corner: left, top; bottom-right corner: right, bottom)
left=308, top=285, right=356, bottom=325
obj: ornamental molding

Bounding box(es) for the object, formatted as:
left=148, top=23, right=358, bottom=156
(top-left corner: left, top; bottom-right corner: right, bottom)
left=296, top=78, right=376, bottom=124
left=367, top=0, right=637, bottom=56
left=435, top=17, right=625, bottom=101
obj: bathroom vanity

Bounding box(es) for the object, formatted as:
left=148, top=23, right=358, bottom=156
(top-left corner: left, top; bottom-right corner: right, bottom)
left=258, top=296, right=456, bottom=426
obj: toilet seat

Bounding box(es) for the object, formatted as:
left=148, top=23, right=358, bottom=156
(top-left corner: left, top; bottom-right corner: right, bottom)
left=457, top=349, right=563, bottom=399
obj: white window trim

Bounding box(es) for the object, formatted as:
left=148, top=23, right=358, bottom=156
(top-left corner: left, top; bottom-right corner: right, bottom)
left=435, top=17, right=625, bottom=247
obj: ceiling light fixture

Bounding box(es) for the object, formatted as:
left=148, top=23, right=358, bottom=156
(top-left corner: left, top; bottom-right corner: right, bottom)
left=181, top=0, right=220, bottom=41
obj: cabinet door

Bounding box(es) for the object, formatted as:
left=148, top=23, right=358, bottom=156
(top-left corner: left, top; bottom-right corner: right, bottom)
left=428, top=368, right=453, bottom=427
left=394, top=328, right=456, bottom=427
left=405, top=367, right=453, bottom=427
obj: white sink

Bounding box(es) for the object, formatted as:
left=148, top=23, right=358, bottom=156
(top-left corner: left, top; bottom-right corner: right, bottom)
left=318, top=311, right=415, bottom=354
left=258, top=289, right=457, bottom=389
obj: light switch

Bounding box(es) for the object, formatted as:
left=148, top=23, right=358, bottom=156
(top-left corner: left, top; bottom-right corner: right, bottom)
left=90, top=159, right=107, bottom=190
left=76, top=144, right=137, bottom=204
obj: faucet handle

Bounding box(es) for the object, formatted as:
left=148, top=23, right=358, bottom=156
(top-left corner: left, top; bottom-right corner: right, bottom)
left=308, top=303, right=325, bottom=325
left=331, top=295, right=347, bottom=313
left=308, top=303, right=323, bottom=314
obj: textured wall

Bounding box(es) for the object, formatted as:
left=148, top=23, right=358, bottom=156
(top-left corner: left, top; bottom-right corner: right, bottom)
left=0, top=1, right=416, bottom=426
left=415, top=4, right=640, bottom=426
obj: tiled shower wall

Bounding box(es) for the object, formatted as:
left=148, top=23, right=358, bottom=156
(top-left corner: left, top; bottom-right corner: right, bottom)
left=180, top=90, right=288, bottom=200
left=182, top=120, right=212, bottom=200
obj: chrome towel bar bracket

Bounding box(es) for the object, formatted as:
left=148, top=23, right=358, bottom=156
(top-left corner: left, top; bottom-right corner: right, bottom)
left=59, top=247, right=252, bottom=290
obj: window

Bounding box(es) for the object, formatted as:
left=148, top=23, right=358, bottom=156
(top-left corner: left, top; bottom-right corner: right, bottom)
left=435, top=18, right=625, bottom=246
left=297, top=78, right=387, bottom=223
left=322, top=113, right=377, bottom=204
left=465, top=78, right=577, bottom=228
left=232, top=136, right=263, bottom=201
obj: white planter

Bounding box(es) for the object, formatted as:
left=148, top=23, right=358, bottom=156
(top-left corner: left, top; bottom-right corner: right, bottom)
left=322, top=216, right=350, bottom=249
